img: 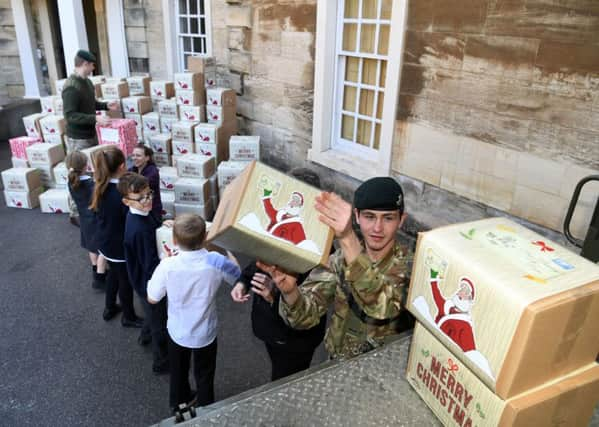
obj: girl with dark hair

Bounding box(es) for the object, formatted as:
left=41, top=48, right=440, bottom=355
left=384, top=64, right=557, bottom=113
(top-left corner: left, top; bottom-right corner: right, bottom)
left=129, top=144, right=163, bottom=220
left=65, top=151, right=106, bottom=291
left=91, top=145, right=142, bottom=327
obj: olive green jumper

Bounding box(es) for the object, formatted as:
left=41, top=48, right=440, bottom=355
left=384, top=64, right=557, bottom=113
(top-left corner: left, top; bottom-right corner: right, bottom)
left=62, top=74, right=107, bottom=139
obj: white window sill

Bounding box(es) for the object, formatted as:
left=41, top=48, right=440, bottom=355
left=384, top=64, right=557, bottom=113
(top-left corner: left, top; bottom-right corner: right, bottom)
left=308, top=148, right=387, bottom=182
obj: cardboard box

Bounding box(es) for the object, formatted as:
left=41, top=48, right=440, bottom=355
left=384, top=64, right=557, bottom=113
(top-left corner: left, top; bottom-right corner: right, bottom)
left=175, top=199, right=214, bottom=221
left=55, top=78, right=67, bottom=95
left=204, top=71, right=217, bottom=88
left=11, top=157, right=29, bottom=168
left=206, top=105, right=236, bottom=126
left=153, top=152, right=171, bottom=168
left=43, top=133, right=65, bottom=145
left=40, top=96, right=58, bottom=114
left=229, top=135, right=260, bottom=162
left=53, top=97, right=63, bottom=116
left=195, top=121, right=238, bottom=164
left=121, top=96, right=153, bottom=114
left=157, top=100, right=179, bottom=118
left=176, top=89, right=205, bottom=106
left=30, top=162, right=56, bottom=187
left=26, top=142, right=65, bottom=165
left=89, top=75, right=106, bottom=85
left=124, top=113, right=143, bottom=141
left=39, top=188, right=70, bottom=214
left=172, top=140, right=194, bottom=156
left=208, top=173, right=218, bottom=198
left=407, top=217, right=599, bottom=399
left=207, top=161, right=334, bottom=273
left=80, top=145, right=105, bottom=172
left=407, top=322, right=599, bottom=427
left=101, top=81, right=129, bottom=99
left=142, top=112, right=161, bottom=136
left=150, top=81, right=175, bottom=99
left=161, top=191, right=175, bottom=219
left=96, top=119, right=138, bottom=157
left=217, top=160, right=249, bottom=195
left=160, top=117, right=177, bottom=134
left=148, top=133, right=172, bottom=154
left=186, top=56, right=215, bottom=74
left=179, top=105, right=206, bottom=122
left=104, top=77, right=126, bottom=83
left=4, top=187, right=43, bottom=209
left=173, top=72, right=204, bottom=91
left=171, top=121, right=197, bottom=143
left=159, top=166, right=178, bottom=191
left=23, top=113, right=47, bottom=138
left=206, top=87, right=236, bottom=107
left=53, top=162, right=69, bottom=188
left=1, top=168, right=42, bottom=192
left=156, top=224, right=179, bottom=259
left=39, top=115, right=65, bottom=140
left=174, top=177, right=210, bottom=205
left=176, top=154, right=215, bottom=180
left=126, top=75, right=151, bottom=96
left=9, top=136, right=41, bottom=159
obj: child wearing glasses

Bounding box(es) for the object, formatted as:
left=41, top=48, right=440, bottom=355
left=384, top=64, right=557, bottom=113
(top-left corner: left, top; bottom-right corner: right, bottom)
left=118, top=172, right=170, bottom=374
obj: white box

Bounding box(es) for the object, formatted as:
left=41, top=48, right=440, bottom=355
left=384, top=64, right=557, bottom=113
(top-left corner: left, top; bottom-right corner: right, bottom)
left=55, top=78, right=67, bottom=95
left=53, top=97, right=63, bottom=116
left=154, top=152, right=171, bottom=168
left=148, top=134, right=172, bottom=154
left=80, top=145, right=105, bottom=172
left=156, top=224, right=179, bottom=258
left=217, top=160, right=249, bottom=196
left=206, top=87, right=236, bottom=107
left=30, top=162, right=56, bottom=187
left=176, top=90, right=205, bottom=106
left=43, top=133, right=65, bottom=145
left=126, top=75, right=151, bottom=96
left=173, top=72, right=204, bottom=90
left=142, top=112, right=161, bottom=136
left=161, top=191, right=176, bottom=220
left=159, top=166, right=178, bottom=191
left=121, top=96, right=152, bottom=114
left=124, top=112, right=143, bottom=128
left=175, top=198, right=214, bottom=220
left=157, top=100, right=179, bottom=118
left=204, top=71, right=217, bottom=88
left=89, top=75, right=107, bottom=85
left=206, top=105, right=236, bottom=125
left=160, top=117, right=177, bottom=134
left=40, top=96, right=59, bottom=114
left=4, top=187, right=43, bottom=209
left=11, top=157, right=29, bottom=168
left=39, top=188, right=70, bottom=214
left=174, top=177, right=210, bottom=205
left=172, top=140, right=194, bottom=156
left=101, top=81, right=129, bottom=99
left=26, top=142, right=65, bottom=165
left=39, top=115, right=65, bottom=140
left=23, top=113, right=47, bottom=138
left=176, top=154, right=216, bottom=180
left=179, top=105, right=206, bottom=122
left=1, top=168, right=41, bottom=192
left=171, top=121, right=197, bottom=143
left=150, top=80, right=175, bottom=99
left=229, top=135, right=260, bottom=162
left=53, top=162, right=69, bottom=188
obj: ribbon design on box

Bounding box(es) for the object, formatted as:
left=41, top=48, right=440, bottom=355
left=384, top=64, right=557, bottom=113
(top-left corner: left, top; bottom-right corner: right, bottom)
left=532, top=240, right=554, bottom=252
left=447, top=358, right=459, bottom=372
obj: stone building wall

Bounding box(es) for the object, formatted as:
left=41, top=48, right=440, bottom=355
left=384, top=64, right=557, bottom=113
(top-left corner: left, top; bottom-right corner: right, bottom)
left=0, top=0, right=24, bottom=104
left=394, top=0, right=599, bottom=238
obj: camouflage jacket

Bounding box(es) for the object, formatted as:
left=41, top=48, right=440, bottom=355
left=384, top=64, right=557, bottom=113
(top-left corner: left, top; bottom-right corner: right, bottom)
left=279, top=242, right=413, bottom=359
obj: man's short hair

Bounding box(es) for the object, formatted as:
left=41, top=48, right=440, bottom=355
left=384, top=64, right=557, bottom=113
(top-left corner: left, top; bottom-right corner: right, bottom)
left=173, top=214, right=206, bottom=250
left=117, top=172, right=149, bottom=197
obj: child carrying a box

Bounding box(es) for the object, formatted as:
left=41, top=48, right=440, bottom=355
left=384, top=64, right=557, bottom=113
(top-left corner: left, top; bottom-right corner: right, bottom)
left=65, top=151, right=106, bottom=291
left=90, top=145, right=142, bottom=327
left=118, top=172, right=169, bottom=375
left=147, top=213, right=241, bottom=412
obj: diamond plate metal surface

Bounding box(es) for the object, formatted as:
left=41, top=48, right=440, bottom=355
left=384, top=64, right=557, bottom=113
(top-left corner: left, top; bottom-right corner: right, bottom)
left=158, top=334, right=440, bottom=426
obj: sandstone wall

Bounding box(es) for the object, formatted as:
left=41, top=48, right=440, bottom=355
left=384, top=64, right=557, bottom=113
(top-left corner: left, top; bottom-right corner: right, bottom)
left=0, top=0, right=24, bottom=104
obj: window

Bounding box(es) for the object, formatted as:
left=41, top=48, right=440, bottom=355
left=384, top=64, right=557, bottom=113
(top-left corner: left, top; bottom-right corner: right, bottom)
left=175, top=0, right=212, bottom=71
left=311, top=0, right=407, bottom=181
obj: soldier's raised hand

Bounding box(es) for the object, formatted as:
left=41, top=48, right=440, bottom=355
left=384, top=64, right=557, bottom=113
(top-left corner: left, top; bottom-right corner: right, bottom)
left=315, top=192, right=353, bottom=239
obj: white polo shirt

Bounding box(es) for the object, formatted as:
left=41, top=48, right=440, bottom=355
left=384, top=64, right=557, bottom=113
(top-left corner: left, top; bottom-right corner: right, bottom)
left=147, top=249, right=240, bottom=348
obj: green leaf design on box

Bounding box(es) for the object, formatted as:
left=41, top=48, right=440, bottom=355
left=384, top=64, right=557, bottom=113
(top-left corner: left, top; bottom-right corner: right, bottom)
left=476, top=403, right=486, bottom=419
left=460, top=228, right=476, bottom=240
left=421, top=349, right=430, bottom=358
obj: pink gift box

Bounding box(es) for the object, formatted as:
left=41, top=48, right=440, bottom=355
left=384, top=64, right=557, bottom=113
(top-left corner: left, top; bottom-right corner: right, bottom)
left=96, top=119, right=138, bottom=157
left=9, top=136, right=42, bottom=159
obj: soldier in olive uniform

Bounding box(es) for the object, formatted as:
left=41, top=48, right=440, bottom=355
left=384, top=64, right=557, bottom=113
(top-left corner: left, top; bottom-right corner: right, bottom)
left=259, top=177, right=414, bottom=360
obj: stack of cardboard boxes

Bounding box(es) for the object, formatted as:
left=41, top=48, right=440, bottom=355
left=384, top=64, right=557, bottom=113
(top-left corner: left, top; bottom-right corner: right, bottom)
left=1, top=167, right=43, bottom=209
left=9, top=136, right=41, bottom=168
left=39, top=115, right=66, bottom=146
left=158, top=166, right=178, bottom=219
left=122, top=96, right=153, bottom=142
left=174, top=154, right=216, bottom=220
left=25, top=142, right=65, bottom=189
left=405, top=217, right=599, bottom=427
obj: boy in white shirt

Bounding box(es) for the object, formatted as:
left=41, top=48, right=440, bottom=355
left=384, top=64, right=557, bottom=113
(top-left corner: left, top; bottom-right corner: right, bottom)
left=147, top=213, right=241, bottom=411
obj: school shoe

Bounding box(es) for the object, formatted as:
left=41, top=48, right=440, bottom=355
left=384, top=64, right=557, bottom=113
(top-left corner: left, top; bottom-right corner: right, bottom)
left=92, top=271, right=106, bottom=292
left=121, top=316, right=144, bottom=328
left=103, top=304, right=122, bottom=321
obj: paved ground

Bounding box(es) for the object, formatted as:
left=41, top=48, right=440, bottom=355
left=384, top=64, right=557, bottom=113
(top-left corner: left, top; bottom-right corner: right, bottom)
left=0, top=141, right=325, bottom=427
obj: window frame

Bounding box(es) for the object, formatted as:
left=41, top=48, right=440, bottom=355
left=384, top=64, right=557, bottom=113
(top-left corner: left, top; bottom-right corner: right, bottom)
left=175, top=0, right=213, bottom=70
left=310, top=0, right=408, bottom=181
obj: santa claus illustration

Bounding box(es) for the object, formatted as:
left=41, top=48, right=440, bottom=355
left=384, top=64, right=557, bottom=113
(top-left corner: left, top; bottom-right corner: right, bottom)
left=261, top=190, right=307, bottom=245
left=430, top=270, right=477, bottom=352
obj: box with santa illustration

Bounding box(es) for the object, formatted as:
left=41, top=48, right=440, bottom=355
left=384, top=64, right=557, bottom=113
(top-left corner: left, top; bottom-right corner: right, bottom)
left=157, top=100, right=179, bottom=118
left=53, top=162, right=69, bottom=188
left=23, top=113, right=47, bottom=139
left=150, top=81, right=175, bottom=100
left=126, top=75, right=151, bottom=96
left=229, top=135, right=260, bottom=162
left=1, top=168, right=41, bottom=192
left=175, top=199, right=214, bottom=221
left=39, top=188, right=70, bottom=214
left=172, top=140, right=194, bottom=156
left=176, top=154, right=215, bottom=180
left=96, top=119, right=138, bottom=157
left=101, top=81, right=129, bottom=99
left=142, top=112, right=161, bottom=136
left=148, top=133, right=172, bottom=154
left=174, top=177, right=210, bottom=205
left=176, top=90, right=205, bottom=106
left=407, top=322, right=599, bottom=427
left=195, top=121, right=238, bottom=165
left=160, top=117, right=177, bottom=135
left=39, top=115, right=65, bottom=140
left=4, top=187, right=43, bottom=209
left=159, top=167, right=178, bottom=191
left=26, top=142, right=65, bottom=166
left=40, top=96, right=59, bottom=114
left=179, top=105, right=205, bottom=122
left=206, top=105, right=236, bottom=126
left=121, top=96, right=152, bottom=114
left=156, top=224, right=179, bottom=259
left=173, top=72, right=204, bottom=91
left=206, top=87, right=236, bottom=108
left=206, top=161, right=334, bottom=273
left=407, top=217, right=599, bottom=399
left=161, top=191, right=175, bottom=219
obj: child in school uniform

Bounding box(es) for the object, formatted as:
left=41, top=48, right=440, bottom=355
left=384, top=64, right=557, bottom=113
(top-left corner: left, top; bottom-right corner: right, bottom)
left=65, top=151, right=106, bottom=290
left=90, top=145, right=142, bottom=326
left=118, top=172, right=169, bottom=374
left=147, top=214, right=241, bottom=411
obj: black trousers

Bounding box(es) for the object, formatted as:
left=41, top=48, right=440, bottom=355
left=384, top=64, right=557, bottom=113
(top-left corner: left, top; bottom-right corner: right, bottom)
left=168, top=336, right=217, bottom=408
left=141, top=298, right=168, bottom=369
left=265, top=342, right=315, bottom=381
left=105, top=261, right=136, bottom=320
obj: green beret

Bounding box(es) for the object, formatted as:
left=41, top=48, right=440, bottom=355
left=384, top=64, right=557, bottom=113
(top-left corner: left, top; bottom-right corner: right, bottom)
left=354, top=177, right=404, bottom=212
left=76, top=49, right=96, bottom=63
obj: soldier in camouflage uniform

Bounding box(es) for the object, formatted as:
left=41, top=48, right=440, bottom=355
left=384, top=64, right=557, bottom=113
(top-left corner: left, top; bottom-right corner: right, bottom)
left=260, top=177, right=414, bottom=360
